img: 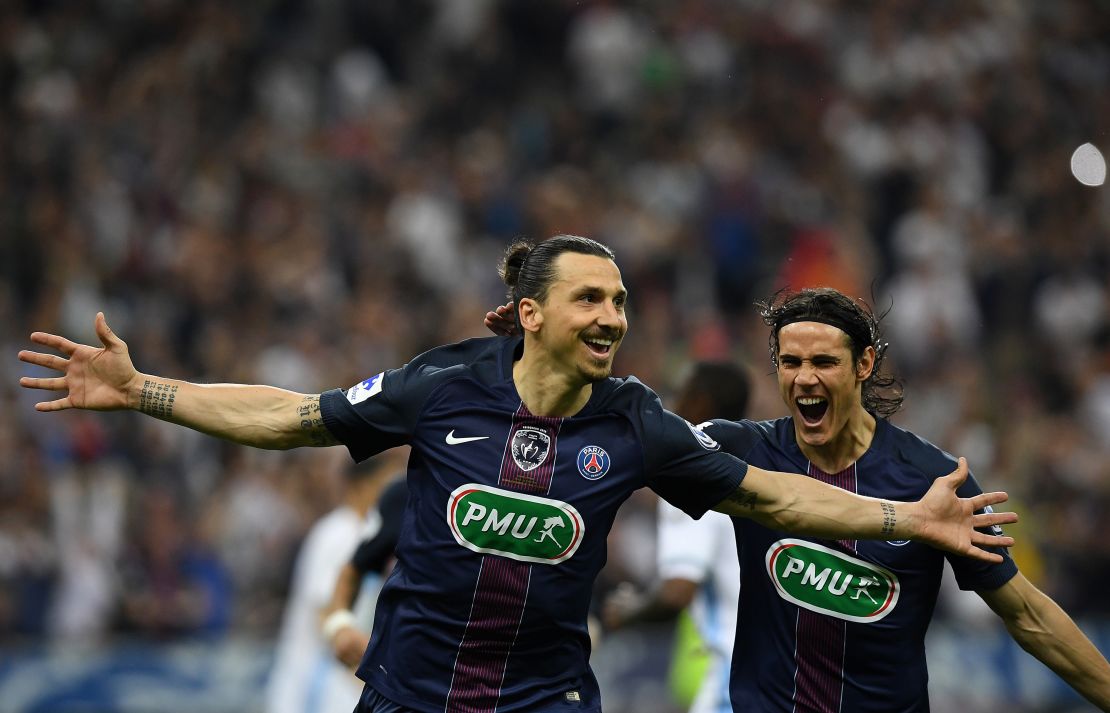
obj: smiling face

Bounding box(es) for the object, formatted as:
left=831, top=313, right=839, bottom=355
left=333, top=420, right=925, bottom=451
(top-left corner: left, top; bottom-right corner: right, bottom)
left=526, top=252, right=628, bottom=384
left=776, top=321, right=874, bottom=451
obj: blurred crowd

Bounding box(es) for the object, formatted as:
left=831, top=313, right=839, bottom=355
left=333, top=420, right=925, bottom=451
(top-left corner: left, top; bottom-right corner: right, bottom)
left=2, top=0, right=1109, bottom=649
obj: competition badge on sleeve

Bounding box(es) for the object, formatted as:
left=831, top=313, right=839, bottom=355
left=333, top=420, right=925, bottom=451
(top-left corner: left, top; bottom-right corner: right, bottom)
left=347, top=372, right=384, bottom=405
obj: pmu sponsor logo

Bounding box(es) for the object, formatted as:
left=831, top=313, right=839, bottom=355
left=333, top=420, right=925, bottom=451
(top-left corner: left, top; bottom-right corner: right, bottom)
left=447, top=484, right=584, bottom=564
left=765, top=539, right=900, bottom=622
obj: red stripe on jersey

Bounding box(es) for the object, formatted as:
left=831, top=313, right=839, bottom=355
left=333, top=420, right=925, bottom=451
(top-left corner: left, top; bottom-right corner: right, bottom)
left=792, top=463, right=857, bottom=713
left=445, top=404, right=562, bottom=713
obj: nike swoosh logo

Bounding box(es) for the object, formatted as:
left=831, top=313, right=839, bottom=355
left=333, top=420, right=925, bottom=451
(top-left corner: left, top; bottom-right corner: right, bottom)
left=446, top=430, right=490, bottom=445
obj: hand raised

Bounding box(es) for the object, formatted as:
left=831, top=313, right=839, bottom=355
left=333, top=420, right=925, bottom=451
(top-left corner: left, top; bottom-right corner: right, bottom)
left=914, top=457, right=1017, bottom=563
left=18, top=312, right=139, bottom=411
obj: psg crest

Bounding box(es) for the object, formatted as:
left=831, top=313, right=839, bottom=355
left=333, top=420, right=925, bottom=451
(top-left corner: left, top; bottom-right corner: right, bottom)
left=576, top=446, right=610, bottom=480
left=511, top=426, right=551, bottom=472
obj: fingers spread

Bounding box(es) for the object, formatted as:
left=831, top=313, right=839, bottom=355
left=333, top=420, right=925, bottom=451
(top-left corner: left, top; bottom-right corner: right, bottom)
left=29, top=332, right=79, bottom=356
left=19, top=376, right=67, bottom=391
left=965, top=546, right=1004, bottom=564
left=972, top=509, right=1018, bottom=527
left=970, top=491, right=1010, bottom=509
left=18, top=350, right=68, bottom=372
left=971, top=531, right=1015, bottom=549
left=35, top=398, right=72, bottom=412
left=95, top=312, right=120, bottom=349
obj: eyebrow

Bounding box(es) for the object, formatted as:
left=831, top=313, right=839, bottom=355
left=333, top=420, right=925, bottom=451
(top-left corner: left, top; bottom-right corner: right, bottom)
left=574, top=285, right=628, bottom=299
left=779, top=351, right=841, bottom=361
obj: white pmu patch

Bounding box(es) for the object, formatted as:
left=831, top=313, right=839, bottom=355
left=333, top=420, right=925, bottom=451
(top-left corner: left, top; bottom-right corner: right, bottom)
left=346, top=372, right=384, bottom=405
left=686, top=419, right=720, bottom=451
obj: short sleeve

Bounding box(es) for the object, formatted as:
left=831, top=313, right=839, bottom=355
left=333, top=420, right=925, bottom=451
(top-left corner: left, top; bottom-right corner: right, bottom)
left=320, top=363, right=453, bottom=463
left=641, top=404, right=748, bottom=519
left=698, top=418, right=768, bottom=459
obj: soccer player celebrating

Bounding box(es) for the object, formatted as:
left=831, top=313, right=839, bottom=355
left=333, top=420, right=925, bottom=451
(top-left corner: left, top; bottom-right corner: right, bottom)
left=705, top=288, right=1110, bottom=712
left=19, top=236, right=1015, bottom=713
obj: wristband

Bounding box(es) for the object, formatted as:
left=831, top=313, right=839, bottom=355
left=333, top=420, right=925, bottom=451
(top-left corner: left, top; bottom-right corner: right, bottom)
left=321, top=609, right=357, bottom=642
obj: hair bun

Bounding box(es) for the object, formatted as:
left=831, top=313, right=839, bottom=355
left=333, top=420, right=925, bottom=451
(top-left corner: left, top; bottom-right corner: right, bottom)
left=499, top=239, right=533, bottom=287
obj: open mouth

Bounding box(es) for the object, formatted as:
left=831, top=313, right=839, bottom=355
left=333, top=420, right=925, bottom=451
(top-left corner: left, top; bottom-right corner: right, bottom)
left=583, top=336, right=616, bottom=359
left=796, top=396, right=828, bottom=425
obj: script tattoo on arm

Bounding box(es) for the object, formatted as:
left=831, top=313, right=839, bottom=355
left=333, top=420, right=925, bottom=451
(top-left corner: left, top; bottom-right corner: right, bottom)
left=724, top=486, right=759, bottom=511
left=298, top=395, right=338, bottom=447
left=880, top=500, right=897, bottom=536
left=138, top=379, right=178, bottom=419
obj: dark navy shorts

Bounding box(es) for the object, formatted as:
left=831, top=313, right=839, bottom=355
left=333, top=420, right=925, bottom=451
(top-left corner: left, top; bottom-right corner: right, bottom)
left=353, top=684, right=423, bottom=713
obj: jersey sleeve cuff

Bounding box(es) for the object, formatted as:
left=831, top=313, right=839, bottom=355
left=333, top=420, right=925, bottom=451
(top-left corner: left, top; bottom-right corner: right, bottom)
left=319, top=388, right=373, bottom=462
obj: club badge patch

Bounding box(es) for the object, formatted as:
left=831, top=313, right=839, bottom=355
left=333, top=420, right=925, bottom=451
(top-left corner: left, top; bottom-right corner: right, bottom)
left=346, top=373, right=384, bottom=405
left=511, top=426, right=551, bottom=472
left=577, top=446, right=610, bottom=480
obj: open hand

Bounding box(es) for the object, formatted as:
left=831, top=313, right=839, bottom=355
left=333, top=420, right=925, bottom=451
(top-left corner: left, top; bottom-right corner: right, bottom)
left=915, top=457, right=1017, bottom=563
left=18, top=312, right=139, bottom=411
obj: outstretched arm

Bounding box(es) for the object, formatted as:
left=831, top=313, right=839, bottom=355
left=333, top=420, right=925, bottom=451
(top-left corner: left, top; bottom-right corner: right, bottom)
left=18, top=313, right=337, bottom=450
left=978, top=573, right=1110, bottom=710
left=714, top=457, right=1017, bottom=563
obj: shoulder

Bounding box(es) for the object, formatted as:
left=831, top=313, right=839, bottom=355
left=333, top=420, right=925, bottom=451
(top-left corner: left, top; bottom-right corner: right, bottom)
left=701, top=416, right=791, bottom=459
left=406, top=336, right=508, bottom=371
left=387, top=336, right=511, bottom=394
left=880, top=419, right=958, bottom=476
left=595, top=374, right=665, bottom=411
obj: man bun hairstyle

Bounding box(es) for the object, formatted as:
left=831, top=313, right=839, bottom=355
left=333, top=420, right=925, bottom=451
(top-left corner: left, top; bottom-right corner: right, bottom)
left=757, top=287, right=904, bottom=418
left=499, top=235, right=616, bottom=329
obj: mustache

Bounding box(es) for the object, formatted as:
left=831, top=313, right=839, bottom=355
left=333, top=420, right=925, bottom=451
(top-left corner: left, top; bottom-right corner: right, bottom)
left=582, top=328, right=623, bottom=341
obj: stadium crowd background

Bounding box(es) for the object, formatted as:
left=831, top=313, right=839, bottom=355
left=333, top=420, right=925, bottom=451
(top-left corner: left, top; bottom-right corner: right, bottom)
left=1, top=0, right=1108, bottom=711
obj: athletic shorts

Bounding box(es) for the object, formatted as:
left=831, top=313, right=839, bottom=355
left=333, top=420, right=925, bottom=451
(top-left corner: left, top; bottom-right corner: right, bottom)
left=353, top=684, right=423, bottom=713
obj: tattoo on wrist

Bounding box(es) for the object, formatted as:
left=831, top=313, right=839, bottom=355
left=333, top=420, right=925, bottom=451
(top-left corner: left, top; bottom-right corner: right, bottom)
left=298, top=395, right=336, bottom=446
left=138, top=379, right=178, bottom=419
left=880, top=501, right=896, bottom=536
left=725, top=487, right=758, bottom=511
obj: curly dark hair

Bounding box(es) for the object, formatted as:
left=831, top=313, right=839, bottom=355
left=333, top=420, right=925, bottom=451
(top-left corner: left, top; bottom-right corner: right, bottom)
left=756, top=287, right=904, bottom=418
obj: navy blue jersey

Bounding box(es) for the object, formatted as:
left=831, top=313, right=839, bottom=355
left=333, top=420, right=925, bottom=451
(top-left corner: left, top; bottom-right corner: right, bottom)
left=701, top=417, right=1017, bottom=713
left=320, top=336, right=747, bottom=713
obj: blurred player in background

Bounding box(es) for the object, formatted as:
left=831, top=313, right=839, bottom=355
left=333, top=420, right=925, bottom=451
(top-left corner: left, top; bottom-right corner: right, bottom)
left=266, top=452, right=402, bottom=713
left=19, top=236, right=1016, bottom=713
left=320, top=474, right=408, bottom=670
left=603, top=361, right=751, bottom=713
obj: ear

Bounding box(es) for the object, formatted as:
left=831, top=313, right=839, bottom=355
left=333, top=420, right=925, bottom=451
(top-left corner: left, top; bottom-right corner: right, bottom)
left=517, top=297, right=544, bottom=334
left=856, top=345, right=876, bottom=382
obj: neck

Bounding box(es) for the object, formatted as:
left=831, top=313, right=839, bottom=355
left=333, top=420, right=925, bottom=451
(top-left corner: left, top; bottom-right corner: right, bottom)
left=798, top=407, right=876, bottom=474
left=512, top=340, right=594, bottom=417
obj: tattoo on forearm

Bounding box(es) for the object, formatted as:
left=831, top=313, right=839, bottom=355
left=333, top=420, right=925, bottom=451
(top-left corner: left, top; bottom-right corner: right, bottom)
left=138, top=380, right=178, bottom=419
left=880, top=501, right=897, bottom=536
left=724, top=487, right=759, bottom=511
left=298, top=395, right=337, bottom=446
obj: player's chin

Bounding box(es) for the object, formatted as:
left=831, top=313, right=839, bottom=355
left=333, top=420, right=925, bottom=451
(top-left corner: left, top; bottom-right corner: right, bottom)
left=578, top=360, right=613, bottom=383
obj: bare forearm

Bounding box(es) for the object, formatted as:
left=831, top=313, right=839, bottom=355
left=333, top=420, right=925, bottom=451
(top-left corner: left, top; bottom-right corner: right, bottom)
left=326, top=563, right=363, bottom=616
left=1004, top=592, right=1110, bottom=709
left=129, top=375, right=336, bottom=449
left=714, top=466, right=917, bottom=540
